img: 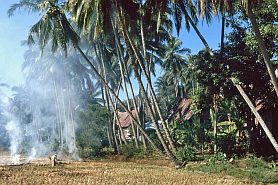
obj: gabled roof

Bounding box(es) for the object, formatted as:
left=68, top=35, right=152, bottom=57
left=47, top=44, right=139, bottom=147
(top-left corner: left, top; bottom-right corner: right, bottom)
left=117, top=110, right=136, bottom=128
left=168, top=98, right=193, bottom=121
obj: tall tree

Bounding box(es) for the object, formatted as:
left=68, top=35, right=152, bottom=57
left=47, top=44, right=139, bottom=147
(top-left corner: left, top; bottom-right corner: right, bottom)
left=9, top=0, right=164, bottom=157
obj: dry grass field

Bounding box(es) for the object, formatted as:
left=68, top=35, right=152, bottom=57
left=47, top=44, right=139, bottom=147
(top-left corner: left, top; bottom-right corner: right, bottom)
left=0, top=159, right=263, bottom=185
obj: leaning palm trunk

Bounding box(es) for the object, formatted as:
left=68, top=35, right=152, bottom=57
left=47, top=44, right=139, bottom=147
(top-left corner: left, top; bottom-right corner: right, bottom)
left=112, top=23, right=146, bottom=150
left=96, top=44, right=128, bottom=145
left=132, top=64, right=175, bottom=158
left=220, top=12, right=225, bottom=54
left=117, top=55, right=138, bottom=147
left=118, top=19, right=177, bottom=161
left=232, top=79, right=278, bottom=153
left=180, top=7, right=214, bottom=56
left=124, top=26, right=177, bottom=153
left=111, top=79, right=128, bottom=145
left=111, top=80, right=124, bottom=153
left=112, top=22, right=139, bottom=147
left=121, top=69, right=139, bottom=147
left=114, top=13, right=174, bottom=159
left=74, top=44, right=163, bottom=155
left=94, top=45, right=114, bottom=148
left=115, top=16, right=172, bottom=158
left=139, top=17, right=175, bottom=149
left=115, top=7, right=177, bottom=153
left=247, top=7, right=278, bottom=98
left=112, top=113, right=120, bottom=154
left=108, top=91, right=128, bottom=145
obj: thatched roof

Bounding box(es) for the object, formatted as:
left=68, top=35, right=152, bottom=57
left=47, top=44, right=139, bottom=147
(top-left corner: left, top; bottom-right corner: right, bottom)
left=117, top=110, right=136, bottom=128
left=168, top=98, right=193, bottom=121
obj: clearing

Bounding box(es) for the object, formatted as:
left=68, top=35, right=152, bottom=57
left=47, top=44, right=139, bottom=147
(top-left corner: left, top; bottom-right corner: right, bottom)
left=0, top=159, right=263, bottom=185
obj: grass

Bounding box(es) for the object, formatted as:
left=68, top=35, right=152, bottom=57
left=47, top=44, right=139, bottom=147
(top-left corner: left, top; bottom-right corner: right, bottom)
left=0, top=159, right=261, bottom=185
left=187, top=155, right=278, bottom=184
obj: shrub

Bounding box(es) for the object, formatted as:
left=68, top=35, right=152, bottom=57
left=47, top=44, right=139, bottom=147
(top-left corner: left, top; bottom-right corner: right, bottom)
left=120, top=143, right=150, bottom=159
left=175, top=145, right=197, bottom=161
left=208, top=152, right=227, bottom=164
left=78, top=147, right=102, bottom=159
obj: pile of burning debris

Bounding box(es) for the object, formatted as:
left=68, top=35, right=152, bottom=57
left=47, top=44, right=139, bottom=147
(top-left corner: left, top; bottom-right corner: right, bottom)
left=0, top=153, right=68, bottom=167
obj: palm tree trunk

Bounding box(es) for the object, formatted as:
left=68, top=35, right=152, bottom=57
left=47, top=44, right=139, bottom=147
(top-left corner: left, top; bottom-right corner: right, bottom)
left=61, top=88, right=68, bottom=146
left=116, top=19, right=170, bottom=156
left=180, top=7, right=214, bottom=56
left=123, top=76, right=138, bottom=146
left=220, top=12, right=225, bottom=55
left=112, top=23, right=146, bottom=150
left=233, top=79, right=278, bottom=153
left=124, top=28, right=177, bottom=153
left=118, top=57, right=139, bottom=147
left=96, top=44, right=128, bottom=145
left=213, top=94, right=218, bottom=154
left=108, top=91, right=128, bottom=145
left=112, top=81, right=124, bottom=154
left=247, top=7, right=278, bottom=98
left=94, top=45, right=114, bottom=148
left=132, top=65, right=175, bottom=158
left=74, top=44, right=163, bottom=155
left=53, top=79, right=63, bottom=150
left=117, top=7, right=178, bottom=154
left=67, top=82, right=77, bottom=154
left=112, top=113, right=120, bottom=154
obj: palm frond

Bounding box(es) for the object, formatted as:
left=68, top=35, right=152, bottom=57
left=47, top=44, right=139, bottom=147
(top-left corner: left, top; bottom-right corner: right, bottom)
left=8, top=0, right=42, bottom=17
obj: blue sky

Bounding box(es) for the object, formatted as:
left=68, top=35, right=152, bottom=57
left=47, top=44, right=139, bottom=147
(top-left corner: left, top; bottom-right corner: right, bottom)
left=0, top=0, right=225, bottom=96
left=0, top=0, right=39, bottom=91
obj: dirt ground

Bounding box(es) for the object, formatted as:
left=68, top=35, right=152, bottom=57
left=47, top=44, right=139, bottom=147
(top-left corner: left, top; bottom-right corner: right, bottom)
left=0, top=159, right=264, bottom=185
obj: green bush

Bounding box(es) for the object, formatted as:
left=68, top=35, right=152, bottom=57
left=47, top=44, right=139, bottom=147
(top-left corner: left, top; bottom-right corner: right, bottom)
left=245, top=155, right=269, bottom=168
left=78, top=147, right=102, bottom=159
left=175, top=145, right=197, bottom=161
left=208, top=152, right=227, bottom=164
left=120, top=143, right=150, bottom=159
left=189, top=155, right=278, bottom=183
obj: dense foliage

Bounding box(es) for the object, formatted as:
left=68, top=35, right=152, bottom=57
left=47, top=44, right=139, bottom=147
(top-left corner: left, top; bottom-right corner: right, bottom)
left=1, top=0, right=276, bottom=166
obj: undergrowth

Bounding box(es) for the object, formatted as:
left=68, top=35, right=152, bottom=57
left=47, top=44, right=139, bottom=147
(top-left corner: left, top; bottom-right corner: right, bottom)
left=187, top=154, right=278, bottom=183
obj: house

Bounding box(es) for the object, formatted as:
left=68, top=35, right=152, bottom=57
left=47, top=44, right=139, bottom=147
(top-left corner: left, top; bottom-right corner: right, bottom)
left=116, top=110, right=136, bottom=140
left=253, top=100, right=278, bottom=155
left=167, top=98, right=193, bottom=122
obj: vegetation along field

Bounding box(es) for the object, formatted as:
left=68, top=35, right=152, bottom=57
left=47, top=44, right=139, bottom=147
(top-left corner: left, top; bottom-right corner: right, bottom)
left=0, top=0, right=277, bottom=184
left=0, top=159, right=273, bottom=185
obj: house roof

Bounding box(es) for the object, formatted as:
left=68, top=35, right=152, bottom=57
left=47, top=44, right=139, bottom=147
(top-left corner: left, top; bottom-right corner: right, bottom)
left=168, top=98, right=193, bottom=121
left=117, top=110, right=136, bottom=128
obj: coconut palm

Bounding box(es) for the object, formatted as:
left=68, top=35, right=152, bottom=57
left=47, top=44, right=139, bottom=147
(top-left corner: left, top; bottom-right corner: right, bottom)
left=160, top=36, right=190, bottom=94
left=9, top=0, right=163, bottom=158
left=197, top=0, right=278, bottom=99
left=65, top=0, right=180, bottom=162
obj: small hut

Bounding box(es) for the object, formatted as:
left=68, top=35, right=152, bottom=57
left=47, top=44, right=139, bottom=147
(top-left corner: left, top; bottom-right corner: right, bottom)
left=117, top=110, right=136, bottom=140
left=168, top=98, right=193, bottom=121
left=253, top=100, right=278, bottom=155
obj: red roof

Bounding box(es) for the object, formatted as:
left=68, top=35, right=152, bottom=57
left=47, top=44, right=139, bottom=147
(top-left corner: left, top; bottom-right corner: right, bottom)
left=168, top=98, right=193, bottom=121
left=117, top=110, right=136, bottom=128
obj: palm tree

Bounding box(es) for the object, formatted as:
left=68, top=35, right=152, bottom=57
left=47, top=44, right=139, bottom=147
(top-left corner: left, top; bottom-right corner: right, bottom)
left=140, top=0, right=210, bottom=55
left=157, top=0, right=214, bottom=55
left=198, top=0, right=278, bottom=100
left=232, top=78, right=278, bottom=153
left=112, top=22, right=147, bottom=149
left=66, top=0, right=179, bottom=160
left=160, top=36, right=190, bottom=95
left=9, top=0, right=163, bottom=158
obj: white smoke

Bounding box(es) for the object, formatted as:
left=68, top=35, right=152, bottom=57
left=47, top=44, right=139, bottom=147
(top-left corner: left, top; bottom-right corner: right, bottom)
left=5, top=120, right=23, bottom=164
